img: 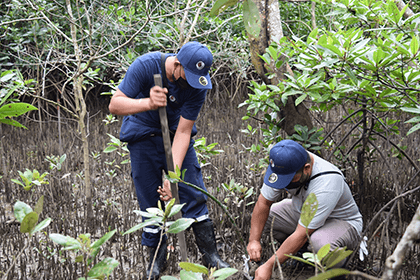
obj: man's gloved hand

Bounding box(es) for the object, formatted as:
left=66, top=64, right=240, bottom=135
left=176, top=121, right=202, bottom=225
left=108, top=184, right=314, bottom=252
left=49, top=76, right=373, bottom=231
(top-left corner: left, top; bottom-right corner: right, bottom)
left=359, top=236, right=368, bottom=261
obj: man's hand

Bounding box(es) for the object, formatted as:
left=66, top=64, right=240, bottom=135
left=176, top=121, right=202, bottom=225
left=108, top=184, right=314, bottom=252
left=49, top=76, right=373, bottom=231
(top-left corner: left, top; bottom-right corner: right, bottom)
left=247, top=240, right=262, bottom=262
left=254, top=262, right=273, bottom=280
left=149, top=85, right=168, bottom=110
left=158, top=179, right=172, bottom=202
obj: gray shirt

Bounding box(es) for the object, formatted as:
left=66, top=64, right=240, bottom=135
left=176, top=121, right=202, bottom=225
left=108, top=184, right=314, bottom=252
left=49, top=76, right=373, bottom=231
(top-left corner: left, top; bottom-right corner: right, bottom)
left=261, top=152, right=363, bottom=234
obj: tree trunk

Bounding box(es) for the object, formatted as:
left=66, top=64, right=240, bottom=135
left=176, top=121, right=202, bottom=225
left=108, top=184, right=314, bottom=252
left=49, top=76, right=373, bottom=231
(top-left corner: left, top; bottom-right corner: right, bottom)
left=66, top=0, right=93, bottom=229
left=248, top=0, right=313, bottom=136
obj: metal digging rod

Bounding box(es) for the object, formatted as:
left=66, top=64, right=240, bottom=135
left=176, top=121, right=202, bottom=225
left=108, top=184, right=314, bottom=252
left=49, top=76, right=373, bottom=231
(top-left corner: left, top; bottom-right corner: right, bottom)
left=154, top=74, right=188, bottom=262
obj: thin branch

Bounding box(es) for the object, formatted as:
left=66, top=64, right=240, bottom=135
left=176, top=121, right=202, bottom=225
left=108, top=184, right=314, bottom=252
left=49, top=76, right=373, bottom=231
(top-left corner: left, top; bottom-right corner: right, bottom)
left=25, top=92, right=78, bottom=119
left=0, top=17, right=44, bottom=26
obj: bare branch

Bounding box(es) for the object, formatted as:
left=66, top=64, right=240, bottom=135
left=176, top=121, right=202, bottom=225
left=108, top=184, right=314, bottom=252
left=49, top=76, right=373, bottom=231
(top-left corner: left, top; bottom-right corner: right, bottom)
left=0, top=17, right=44, bottom=26
left=382, top=203, right=420, bottom=279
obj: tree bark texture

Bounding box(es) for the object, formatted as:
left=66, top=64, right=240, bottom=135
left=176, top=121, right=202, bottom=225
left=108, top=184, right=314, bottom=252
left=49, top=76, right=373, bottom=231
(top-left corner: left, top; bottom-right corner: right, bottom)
left=248, top=0, right=313, bottom=136
left=66, top=0, right=93, bottom=227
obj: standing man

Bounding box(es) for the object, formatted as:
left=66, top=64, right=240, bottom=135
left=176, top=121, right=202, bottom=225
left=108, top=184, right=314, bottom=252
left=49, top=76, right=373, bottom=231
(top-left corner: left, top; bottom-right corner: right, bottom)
left=109, top=41, right=229, bottom=280
left=247, top=139, right=363, bottom=280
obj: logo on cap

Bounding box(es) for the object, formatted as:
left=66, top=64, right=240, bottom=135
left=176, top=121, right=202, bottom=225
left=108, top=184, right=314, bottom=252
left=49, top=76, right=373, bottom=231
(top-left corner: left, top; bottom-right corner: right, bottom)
left=268, top=173, right=278, bottom=183
left=196, top=61, right=205, bottom=70
left=270, top=158, right=275, bottom=167
left=199, top=76, right=208, bottom=86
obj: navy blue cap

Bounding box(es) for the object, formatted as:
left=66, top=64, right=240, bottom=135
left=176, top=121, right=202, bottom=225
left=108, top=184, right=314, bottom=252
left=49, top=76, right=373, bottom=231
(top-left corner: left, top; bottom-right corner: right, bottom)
left=176, top=41, right=213, bottom=90
left=264, top=140, right=308, bottom=189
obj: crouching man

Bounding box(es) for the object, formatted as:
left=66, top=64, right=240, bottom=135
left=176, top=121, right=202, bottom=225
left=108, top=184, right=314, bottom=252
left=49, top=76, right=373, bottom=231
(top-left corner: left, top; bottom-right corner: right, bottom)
left=247, top=140, right=363, bottom=280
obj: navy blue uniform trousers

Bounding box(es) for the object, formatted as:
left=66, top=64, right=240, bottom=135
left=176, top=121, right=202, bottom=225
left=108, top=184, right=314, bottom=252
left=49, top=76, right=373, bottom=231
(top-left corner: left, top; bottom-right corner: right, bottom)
left=128, top=135, right=210, bottom=247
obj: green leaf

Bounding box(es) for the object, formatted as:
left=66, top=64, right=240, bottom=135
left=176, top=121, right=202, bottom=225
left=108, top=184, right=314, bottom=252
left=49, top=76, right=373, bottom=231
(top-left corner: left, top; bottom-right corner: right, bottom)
left=10, top=179, right=24, bottom=187
left=243, top=0, right=261, bottom=39
left=13, top=201, right=33, bottom=223
left=122, top=218, right=162, bottom=235
left=286, top=254, right=315, bottom=267
left=103, top=146, right=118, bottom=153
left=300, top=193, right=318, bottom=228
left=345, top=67, right=357, bottom=86
left=0, top=84, right=19, bottom=108
left=317, top=243, right=331, bottom=260
left=212, top=267, right=238, bottom=279
left=401, top=106, right=420, bottom=114
left=373, top=48, right=384, bottom=65
left=406, top=122, right=420, bottom=135
left=295, top=94, right=307, bottom=106
left=179, top=262, right=208, bottom=275
left=168, top=203, right=185, bottom=218
left=33, top=195, right=44, bottom=215
left=323, top=247, right=353, bottom=269
left=164, top=198, right=176, bottom=218
left=209, top=0, right=238, bottom=16
left=410, top=36, right=419, bottom=56
left=321, top=43, right=343, bottom=57
left=21, top=212, right=39, bottom=234
left=91, top=229, right=117, bottom=249
left=0, top=72, right=15, bottom=82
left=307, top=268, right=350, bottom=280
left=168, top=170, right=180, bottom=180
left=405, top=116, right=420, bottom=124
left=0, top=117, right=27, bottom=128
left=179, top=270, right=203, bottom=280
left=31, top=218, right=52, bottom=234
left=49, top=234, right=81, bottom=250
left=303, top=252, right=321, bottom=265
left=167, top=218, right=195, bottom=234
left=0, top=103, right=37, bottom=118
left=387, top=0, right=402, bottom=23
left=307, top=28, right=319, bottom=44
left=161, top=276, right=179, bottom=280
left=87, top=257, right=119, bottom=277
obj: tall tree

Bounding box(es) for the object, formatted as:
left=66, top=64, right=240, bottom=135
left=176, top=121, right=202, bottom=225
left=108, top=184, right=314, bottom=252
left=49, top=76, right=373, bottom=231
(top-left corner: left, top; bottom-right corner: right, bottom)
left=211, top=0, right=314, bottom=136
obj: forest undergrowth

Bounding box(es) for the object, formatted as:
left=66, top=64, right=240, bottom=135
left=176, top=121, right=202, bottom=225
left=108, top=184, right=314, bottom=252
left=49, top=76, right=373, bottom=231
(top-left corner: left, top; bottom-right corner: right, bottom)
left=0, top=94, right=419, bottom=279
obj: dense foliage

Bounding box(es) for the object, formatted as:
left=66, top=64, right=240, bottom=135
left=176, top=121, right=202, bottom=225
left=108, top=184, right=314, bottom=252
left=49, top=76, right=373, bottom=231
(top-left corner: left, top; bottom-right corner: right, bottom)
left=241, top=0, right=420, bottom=167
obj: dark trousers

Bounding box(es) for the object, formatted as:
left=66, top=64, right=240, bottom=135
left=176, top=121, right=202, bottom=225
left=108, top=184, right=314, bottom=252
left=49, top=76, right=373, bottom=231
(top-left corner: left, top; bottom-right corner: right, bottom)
left=128, top=135, right=209, bottom=247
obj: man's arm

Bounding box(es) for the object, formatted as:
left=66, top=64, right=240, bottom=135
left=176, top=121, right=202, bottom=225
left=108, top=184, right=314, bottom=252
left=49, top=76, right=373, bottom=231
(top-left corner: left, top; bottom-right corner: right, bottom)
left=172, top=116, right=194, bottom=170
left=247, top=194, right=274, bottom=262
left=255, top=224, right=316, bottom=280
left=108, top=87, right=168, bottom=116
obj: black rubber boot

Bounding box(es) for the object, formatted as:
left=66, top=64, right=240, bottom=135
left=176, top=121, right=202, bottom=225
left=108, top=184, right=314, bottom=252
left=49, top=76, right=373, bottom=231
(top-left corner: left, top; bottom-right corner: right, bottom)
left=144, top=242, right=167, bottom=280
left=192, top=220, right=230, bottom=269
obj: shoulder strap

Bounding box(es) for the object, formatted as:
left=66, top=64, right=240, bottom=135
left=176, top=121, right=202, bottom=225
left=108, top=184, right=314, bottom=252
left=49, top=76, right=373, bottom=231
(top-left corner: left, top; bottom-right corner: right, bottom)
left=309, top=171, right=344, bottom=182
left=296, top=171, right=345, bottom=196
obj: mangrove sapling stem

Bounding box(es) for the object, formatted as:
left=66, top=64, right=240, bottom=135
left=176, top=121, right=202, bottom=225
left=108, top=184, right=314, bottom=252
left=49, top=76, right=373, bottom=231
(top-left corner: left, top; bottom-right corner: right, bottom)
left=270, top=217, right=284, bottom=280
left=175, top=178, right=247, bottom=251
left=148, top=235, right=165, bottom=280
